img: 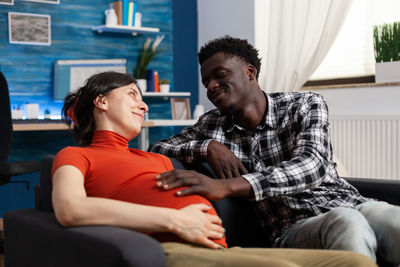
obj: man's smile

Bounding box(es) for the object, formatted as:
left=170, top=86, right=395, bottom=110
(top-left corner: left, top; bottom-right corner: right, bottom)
left=210, top=88, right=226, bottom=103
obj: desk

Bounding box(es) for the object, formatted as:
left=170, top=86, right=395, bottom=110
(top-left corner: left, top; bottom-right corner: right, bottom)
left=13, top=119, right=197, bottom=150
left=12, top=121, right=155, bottom=131
left=13, top=122, right=71, bottom=131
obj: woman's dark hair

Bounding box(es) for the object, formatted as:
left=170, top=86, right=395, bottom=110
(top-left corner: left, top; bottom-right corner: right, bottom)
left=62, top=71, right=137, bottom=147
left=198, top=35, right=261, bottom=80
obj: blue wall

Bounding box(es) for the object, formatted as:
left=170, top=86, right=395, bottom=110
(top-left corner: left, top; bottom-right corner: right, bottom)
left=173, top=0, right=198, bottom=113
left=0, top=0, right=173, bottom=116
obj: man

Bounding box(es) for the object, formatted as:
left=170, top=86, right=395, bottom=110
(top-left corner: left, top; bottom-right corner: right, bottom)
left=148, top=35, right=400, bottom=264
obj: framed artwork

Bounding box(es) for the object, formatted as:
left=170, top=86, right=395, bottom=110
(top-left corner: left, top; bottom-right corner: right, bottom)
left=8, top=12, right=51, bottom=46
left=0, top=0, right=14, bottom=5
left=21, top=0, right=59, bottom=4
left=171, top=98, right=191, bottom=120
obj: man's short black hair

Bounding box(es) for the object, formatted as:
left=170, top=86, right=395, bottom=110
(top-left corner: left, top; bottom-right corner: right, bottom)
left=198, top=35, right=261, bottom=79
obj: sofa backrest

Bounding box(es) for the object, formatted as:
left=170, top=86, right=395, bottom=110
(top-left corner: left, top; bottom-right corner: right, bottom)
left=36, top=154, right=55, bottom=212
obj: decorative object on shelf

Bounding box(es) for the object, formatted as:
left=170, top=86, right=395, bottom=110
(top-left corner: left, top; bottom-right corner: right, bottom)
left=0, top=0, right=14, bottom=5
left=135, top=12, right=142, bottom=27
left=193, top=104, right=205, bottom=120
left=133, top=35, right=164, bottom=80
left=8, top=12, right=51, bottom=46
left=105, top=8, right=118, bottom=27
left=374, top=21, right=400, bottom=83
left=170, top=98, right=191, bottom=120
left=136, top=79, right=147, bottom=93
left=159, top=79, right=170, bottom=93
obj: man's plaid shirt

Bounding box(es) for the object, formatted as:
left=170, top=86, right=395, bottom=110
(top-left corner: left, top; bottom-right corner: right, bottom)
left=148, top=91, right=370, bottom=243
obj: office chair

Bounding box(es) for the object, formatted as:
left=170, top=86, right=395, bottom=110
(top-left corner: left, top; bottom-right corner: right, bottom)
left=0, top=72, right=41, bottom=188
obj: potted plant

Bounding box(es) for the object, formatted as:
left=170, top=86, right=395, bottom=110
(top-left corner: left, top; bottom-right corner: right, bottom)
left=44, top=109, right=51, bottom=119
left=159, top=78, right=170, bottom=93
left=373, top=21, right=400, bottom=83
left=134, top=35, right=164, bottom=92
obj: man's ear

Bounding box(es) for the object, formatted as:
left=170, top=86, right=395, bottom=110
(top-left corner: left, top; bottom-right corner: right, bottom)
left=246, top=64, right=257, bottom=81
left=93, top=95, right=108, bottom=111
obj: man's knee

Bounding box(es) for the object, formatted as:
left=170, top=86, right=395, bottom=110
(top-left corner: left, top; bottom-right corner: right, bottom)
left=322, top=207, right=377, bottom=259
left=324, top=207, right=365, bottom=225
left=323, top=208, right=373, bottom=237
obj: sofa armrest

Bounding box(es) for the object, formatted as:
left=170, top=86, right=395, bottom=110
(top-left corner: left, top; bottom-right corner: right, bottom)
left=4, top=209, right=165, bottom=267
left=344, top=177, right=400, bottom=206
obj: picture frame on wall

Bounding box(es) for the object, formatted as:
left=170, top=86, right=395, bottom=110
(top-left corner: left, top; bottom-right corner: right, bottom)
left=171, top=98, right=191, bottom=120
left=0, top=0, right=14, bottom=5
left=9, top=12, right=51, bottom=46
left=21, top=0, right=59, bottom=4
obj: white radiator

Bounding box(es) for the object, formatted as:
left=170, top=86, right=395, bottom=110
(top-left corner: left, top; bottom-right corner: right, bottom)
left=330, top=115, right=400, bottom=180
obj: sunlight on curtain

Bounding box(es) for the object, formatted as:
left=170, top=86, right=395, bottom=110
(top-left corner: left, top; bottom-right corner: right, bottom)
left=310, top=0, right=400, bottom=80
left=255, top=0, right=353, bottom=92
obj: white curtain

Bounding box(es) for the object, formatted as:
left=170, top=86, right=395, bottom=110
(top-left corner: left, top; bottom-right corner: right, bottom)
left=255, top=0, right=354, bottom=92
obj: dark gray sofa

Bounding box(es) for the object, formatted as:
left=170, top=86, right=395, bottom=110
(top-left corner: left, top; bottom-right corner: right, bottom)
left=4, top=155, right=400, bottom=266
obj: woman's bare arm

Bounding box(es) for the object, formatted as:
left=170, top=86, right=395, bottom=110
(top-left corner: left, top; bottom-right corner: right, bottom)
left=52, top=165, right=224, bottom=249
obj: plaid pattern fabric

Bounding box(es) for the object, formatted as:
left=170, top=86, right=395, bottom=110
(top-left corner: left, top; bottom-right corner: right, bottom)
left=148, top=91, right=370, bottom=242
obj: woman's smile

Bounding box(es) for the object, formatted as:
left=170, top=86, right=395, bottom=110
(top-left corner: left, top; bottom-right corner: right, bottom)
left=132, top=111, right=144, bottom=122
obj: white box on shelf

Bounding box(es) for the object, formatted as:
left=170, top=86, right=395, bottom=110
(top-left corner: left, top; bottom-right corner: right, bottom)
left=375, top=61, right=400, bottom=83
left=11, top=109, right=23, bottom=119
left=26, top=103, right=39, bottom=119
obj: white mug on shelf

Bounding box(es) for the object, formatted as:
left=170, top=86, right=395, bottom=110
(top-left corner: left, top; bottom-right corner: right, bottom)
left=105, top=8, right=118, bottom=26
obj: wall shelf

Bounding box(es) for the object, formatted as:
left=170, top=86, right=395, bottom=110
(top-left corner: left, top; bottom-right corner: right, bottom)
left=92, top=25, right=160, bottom=36
left=142, top=92, right=190, bottom=98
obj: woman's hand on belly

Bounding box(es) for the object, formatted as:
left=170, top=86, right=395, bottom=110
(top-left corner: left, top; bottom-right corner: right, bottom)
left=171, top=203, right=225, bottom=249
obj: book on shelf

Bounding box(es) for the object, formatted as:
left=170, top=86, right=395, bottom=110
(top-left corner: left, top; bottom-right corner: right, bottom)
left=121, top=0, right=137, bottom=27
left=113, top=1, right=123, bottom=25
left=146, top=69, right=160, bottom=92
left=128, top=1, right=137, bottom=27
left=122, top=0, right=128, bottom=26
left=154, top=71, right=159, bottom=92
left=146, top=69, right=155, bottom=92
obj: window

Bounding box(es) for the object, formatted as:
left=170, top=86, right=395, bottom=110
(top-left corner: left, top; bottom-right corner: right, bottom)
left=309, top=0, right=400, bottom=82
